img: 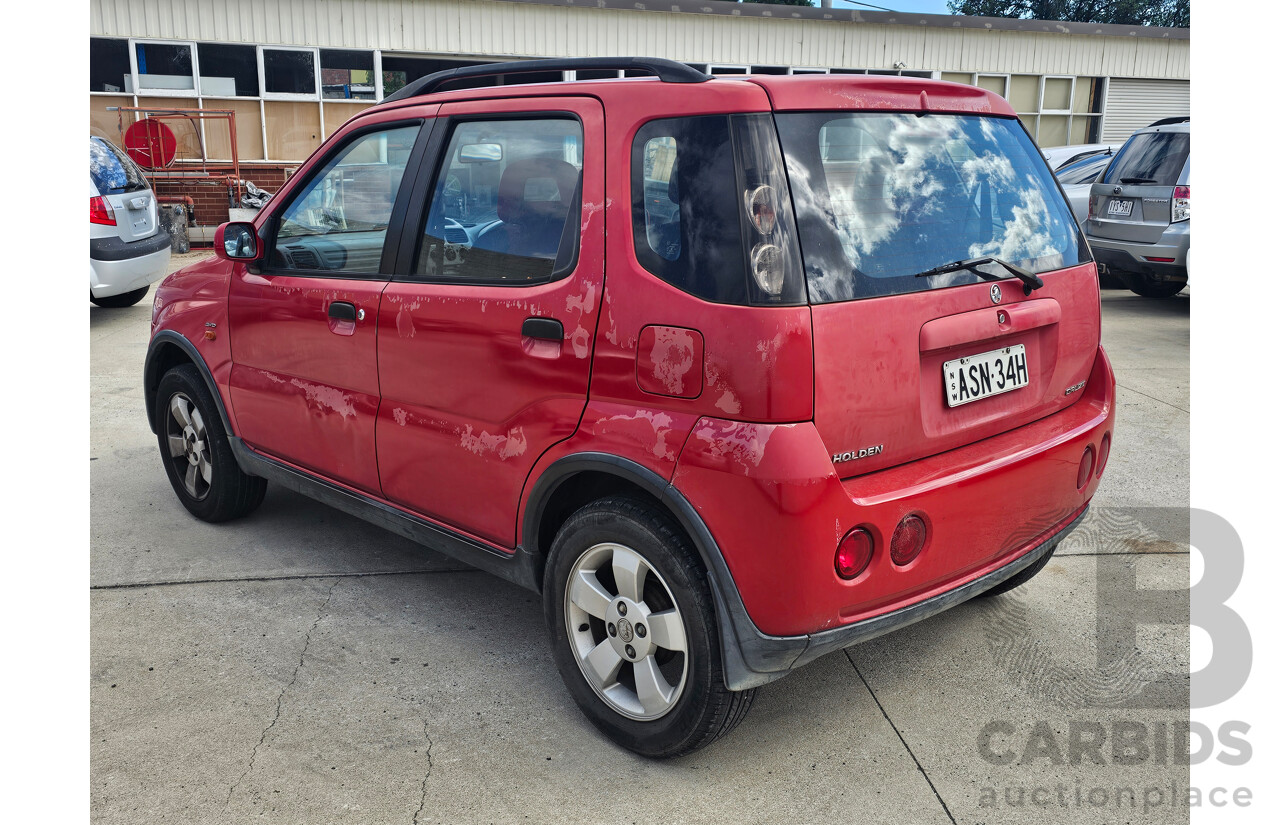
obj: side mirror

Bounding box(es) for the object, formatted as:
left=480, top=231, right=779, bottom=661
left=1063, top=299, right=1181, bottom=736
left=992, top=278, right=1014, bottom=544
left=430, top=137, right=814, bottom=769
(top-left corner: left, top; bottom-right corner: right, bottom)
left=214, top=222, right=261, bottom=261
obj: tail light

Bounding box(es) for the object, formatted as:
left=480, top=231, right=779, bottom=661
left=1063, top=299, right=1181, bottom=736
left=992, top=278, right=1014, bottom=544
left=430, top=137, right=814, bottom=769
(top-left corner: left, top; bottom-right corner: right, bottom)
left=836, top=527, right=874, bottom=580
left=1096, top=433, right=1111, bottom=479
left=1077, top=446, right=1096, bottom=490
left=1172, top=185, right=1189, bottom=222
left=90, top=196, right=116, bottom=226
left=889, top=515, right=928, bottom=566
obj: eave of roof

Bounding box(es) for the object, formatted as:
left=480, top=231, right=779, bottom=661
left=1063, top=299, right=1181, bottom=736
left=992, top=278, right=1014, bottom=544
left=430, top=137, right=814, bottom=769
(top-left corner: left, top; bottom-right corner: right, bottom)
left=489, top=0, right=1189, bottom=40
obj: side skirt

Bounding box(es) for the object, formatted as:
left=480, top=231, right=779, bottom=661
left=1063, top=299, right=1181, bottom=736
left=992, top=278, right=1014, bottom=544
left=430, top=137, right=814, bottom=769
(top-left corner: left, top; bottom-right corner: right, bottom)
left=229, top=437, right=540, bottom=591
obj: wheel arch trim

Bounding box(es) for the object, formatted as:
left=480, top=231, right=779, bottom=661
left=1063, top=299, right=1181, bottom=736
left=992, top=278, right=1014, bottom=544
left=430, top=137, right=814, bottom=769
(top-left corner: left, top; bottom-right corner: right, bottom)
left=521, top=452, right=804, bottom=690
left=144, top=330, right=235, bottom=438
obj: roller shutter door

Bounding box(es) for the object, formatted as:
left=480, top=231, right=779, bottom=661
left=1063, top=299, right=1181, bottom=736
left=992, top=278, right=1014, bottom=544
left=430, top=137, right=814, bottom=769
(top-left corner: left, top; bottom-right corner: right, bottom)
left=1101, top=78, right=1190, bottom=143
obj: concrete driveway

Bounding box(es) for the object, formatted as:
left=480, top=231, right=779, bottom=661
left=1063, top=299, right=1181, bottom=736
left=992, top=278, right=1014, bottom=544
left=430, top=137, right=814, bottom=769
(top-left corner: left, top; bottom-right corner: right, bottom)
left=91, top=257, right=1190, bottom=824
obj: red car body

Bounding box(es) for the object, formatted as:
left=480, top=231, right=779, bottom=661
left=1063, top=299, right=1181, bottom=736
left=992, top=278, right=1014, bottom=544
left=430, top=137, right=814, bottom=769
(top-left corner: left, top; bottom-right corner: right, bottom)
left=147, top=69, right=1114, bottom=691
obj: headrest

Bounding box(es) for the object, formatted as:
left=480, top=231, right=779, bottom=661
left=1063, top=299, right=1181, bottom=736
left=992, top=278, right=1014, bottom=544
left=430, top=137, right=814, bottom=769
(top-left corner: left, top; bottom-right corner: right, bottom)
left=667, top=162, right=680, bottom=204
left=497, top=157, right=580, bottom=223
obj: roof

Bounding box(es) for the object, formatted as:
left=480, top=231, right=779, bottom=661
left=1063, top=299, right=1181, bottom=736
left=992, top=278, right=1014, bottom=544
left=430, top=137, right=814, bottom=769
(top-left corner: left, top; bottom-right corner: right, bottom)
left=493, top=0, right=1189, bottom=40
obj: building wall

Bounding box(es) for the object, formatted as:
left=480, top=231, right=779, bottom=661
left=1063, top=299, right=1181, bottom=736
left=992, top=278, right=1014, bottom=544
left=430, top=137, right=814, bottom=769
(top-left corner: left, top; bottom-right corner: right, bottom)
left=89, top=0, right=1190, bottom=230
left=90, top=0, right=1189, bottom=79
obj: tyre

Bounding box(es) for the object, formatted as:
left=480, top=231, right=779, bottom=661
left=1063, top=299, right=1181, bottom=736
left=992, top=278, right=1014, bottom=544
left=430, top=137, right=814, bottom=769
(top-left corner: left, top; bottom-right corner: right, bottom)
left=543, top=495, right=754, bottom=758
left=1128, top=275, right=1186, bottom=299
left=156, top=364, right=267, bottom=522
left=975, top=544, right=1057, bottom=599
left=91, top=285, right=150, bottom=308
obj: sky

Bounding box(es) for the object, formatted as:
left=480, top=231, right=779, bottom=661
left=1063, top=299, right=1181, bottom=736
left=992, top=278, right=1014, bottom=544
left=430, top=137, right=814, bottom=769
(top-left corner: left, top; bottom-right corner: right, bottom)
left=828, top=0, right=954, bottom=14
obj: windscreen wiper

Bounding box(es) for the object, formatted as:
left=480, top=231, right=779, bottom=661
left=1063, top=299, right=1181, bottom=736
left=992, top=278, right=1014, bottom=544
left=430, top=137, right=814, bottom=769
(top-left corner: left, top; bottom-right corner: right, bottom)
left=1120, top=177, right=1156, bottom=184
left=914, top=256, right=1044, bottom=295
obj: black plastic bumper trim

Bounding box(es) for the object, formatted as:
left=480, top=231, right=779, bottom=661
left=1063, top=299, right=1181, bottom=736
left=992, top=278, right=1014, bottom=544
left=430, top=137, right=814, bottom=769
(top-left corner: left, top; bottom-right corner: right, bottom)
left=90, top=230, right=172, bottom=262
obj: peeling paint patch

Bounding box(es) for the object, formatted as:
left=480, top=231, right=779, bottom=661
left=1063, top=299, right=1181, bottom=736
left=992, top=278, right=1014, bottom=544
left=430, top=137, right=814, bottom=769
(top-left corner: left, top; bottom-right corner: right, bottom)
left=393, top=407, right=409, bottom=427
left=694, top=420, right=774, bottom=471
left=289, top=378, right=357, bottom=419
left=459, top=425, right=527, bottom=460
left=599, top=410, right=677, bottom=462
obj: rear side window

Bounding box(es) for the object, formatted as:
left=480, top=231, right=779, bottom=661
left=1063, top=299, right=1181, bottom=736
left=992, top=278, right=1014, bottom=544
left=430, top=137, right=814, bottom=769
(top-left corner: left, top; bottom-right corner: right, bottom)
left=1102, top=131, right=1189, bottom=186
left=631, top=115, right=804, bottom=305
left=776, top=113, right=1085, bottom=303
left=90, top=137, right=149, bottom=195
left=415, top=118, right=583, bottom=284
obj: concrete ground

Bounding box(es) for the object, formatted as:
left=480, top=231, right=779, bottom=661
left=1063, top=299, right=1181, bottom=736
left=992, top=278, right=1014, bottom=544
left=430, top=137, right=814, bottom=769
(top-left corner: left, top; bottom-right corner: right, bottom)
left=92, top=256, right=1190, bottom=824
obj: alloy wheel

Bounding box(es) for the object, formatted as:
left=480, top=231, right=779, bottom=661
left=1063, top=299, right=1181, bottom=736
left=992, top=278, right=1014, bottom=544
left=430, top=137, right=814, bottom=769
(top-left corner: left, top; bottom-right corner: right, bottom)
left=165, top=392, right=213, bottom=501
left=564, top=542, right=689, bottom=721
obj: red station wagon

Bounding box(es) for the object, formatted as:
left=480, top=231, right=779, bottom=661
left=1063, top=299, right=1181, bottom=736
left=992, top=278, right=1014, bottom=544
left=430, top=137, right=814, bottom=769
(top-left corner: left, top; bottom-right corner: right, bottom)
left=145, top=58, right=1115, bottom=758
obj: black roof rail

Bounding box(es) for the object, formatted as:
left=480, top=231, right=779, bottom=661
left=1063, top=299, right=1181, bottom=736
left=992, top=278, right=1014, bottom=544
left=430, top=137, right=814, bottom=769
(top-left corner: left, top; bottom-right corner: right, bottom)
left=1148, top=116, right=1190, bottom=127
left=382, top=57, right=711, bottom=103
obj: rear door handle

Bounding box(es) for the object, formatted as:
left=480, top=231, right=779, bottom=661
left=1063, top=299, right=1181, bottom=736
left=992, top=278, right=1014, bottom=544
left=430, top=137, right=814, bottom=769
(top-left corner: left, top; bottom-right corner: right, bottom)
left=329, top=301, right=358, bottom=321
left=521, top=317, right=563, bottom=341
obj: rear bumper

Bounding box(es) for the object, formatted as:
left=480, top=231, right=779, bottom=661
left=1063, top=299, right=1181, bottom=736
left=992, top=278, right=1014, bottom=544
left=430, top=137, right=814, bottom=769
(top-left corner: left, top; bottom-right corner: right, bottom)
left=1087, top=224, right=1189, bottom=281
left=672, top=346, right=1116, bottom=688
left=89, top=232, right=172, bottom=298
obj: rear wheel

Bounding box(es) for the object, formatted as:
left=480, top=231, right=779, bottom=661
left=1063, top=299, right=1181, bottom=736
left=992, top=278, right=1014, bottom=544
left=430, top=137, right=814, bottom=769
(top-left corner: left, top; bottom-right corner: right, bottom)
left=91, top=286, right=150, bottom=308
left=544, top=496, right=754, bottom=758
left=156, top=364, right=266, bottom=522
left=1128, top=275, right=1186, bottom=299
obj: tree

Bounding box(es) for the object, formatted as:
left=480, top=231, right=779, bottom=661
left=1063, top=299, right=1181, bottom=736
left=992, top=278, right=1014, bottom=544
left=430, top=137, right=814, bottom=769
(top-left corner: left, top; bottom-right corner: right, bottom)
left=947, top=0, right=1188, bottom=27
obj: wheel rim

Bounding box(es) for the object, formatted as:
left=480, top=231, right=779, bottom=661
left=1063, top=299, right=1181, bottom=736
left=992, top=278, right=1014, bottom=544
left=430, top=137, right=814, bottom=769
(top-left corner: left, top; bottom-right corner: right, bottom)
left=165, top=392, right=213, bottom=501
left=564, top=542, right=689, bottom=721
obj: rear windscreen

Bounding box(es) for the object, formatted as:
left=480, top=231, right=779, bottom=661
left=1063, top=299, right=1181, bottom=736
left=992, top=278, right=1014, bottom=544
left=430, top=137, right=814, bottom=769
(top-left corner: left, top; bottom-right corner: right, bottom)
left=775, top=113, right=1085, bottom=303
left=90, top=137, right=149, bottom=195
left=1102, top=131, right=1189, bottom=187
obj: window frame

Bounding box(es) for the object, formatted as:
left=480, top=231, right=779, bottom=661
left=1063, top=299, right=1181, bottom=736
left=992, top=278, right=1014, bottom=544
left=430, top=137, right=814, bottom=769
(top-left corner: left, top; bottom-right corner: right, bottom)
left=258, top=45, right=321, bottom=101
left=399, top=111, right=587, bottom=288
left=257, top=117, right=430, bottom=281
left=130, top=38, right=200, bottom=98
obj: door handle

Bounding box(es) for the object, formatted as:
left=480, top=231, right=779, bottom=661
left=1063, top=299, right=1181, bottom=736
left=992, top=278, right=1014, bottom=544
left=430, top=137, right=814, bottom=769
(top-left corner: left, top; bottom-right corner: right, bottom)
left=329, top=301, right=358, bottom=321
left=521, top=317, right=563, bottom=341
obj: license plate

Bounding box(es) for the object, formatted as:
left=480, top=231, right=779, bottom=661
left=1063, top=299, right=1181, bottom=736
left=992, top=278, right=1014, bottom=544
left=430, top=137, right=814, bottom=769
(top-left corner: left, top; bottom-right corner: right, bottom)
left=1107, top=198, right=1133, bottom=217
left=944, top=344, right=1028, bottom=408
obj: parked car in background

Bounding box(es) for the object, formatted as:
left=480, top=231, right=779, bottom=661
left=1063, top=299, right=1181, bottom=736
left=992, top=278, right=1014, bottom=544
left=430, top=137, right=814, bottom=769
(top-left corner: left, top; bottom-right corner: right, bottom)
left=1042, top=142, right=1119, bottom=171
left=145, top=60, right=1115, bottom=757
left=90, top=136, right=171, bottom=308
left=1055, top=151, right=1113, bottom=225
left=1084, top=119, right=1190, bottom=298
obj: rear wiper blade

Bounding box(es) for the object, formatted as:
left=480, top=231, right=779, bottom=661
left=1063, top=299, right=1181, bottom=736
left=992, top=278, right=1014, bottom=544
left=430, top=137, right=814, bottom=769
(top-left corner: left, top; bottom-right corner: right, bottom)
left=1119, top=177, right=1156, bottom=184
left=914, top=256, right=1044, bottom=295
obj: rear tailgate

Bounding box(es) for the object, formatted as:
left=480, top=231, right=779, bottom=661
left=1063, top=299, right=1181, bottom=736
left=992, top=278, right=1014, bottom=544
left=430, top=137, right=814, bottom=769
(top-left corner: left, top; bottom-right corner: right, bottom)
left=812, top=264, right=1099, bottom=477
left=1087, top=128, right=1188, bottom=244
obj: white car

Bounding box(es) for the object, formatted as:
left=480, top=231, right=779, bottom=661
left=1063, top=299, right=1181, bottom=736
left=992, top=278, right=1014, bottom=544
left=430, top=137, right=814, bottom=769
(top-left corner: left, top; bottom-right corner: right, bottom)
left=90, top=136, right=171, bottom=307
left=1041, top=142, right=1120, bottom=171
left=1054, top=151, right=1113, bottom=225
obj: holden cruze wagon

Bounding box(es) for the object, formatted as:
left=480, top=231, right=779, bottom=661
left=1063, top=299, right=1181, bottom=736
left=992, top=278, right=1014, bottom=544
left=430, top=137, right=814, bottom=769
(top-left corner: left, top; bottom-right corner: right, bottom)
left=145, top=58, right=1115, bottom=758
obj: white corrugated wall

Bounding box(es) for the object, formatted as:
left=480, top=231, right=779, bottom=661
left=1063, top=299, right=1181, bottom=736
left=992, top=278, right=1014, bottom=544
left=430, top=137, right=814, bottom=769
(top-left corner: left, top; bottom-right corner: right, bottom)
left=90, top=0, right=1190, bottom=79
left=1101, top=78, right=1191, bottom=143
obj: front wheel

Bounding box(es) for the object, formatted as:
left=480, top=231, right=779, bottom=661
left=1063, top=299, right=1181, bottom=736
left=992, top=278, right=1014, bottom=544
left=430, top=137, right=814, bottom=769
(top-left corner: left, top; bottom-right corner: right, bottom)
left=544, top=496, right=754, bottom=758
left=156, top=364, right=266, bottom=522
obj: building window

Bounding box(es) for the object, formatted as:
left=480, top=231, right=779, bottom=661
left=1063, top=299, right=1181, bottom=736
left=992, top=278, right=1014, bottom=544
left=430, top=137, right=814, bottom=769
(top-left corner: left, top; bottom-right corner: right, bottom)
left=262, top=47, right=317, bottom=97
left=197, top=43, right=259, bottom=97
left=91, top=38, right=131, bottom=93
left=321, top=50, right=376, bottom=100
left=941, top=72, right=1103, bottom=147
left=133, top=41, right=195, bottom=94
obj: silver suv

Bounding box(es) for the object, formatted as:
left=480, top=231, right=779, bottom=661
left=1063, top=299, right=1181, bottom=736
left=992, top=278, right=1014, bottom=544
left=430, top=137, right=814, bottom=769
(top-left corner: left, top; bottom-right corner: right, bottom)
left=1085, top=118, right=1189, bottom=298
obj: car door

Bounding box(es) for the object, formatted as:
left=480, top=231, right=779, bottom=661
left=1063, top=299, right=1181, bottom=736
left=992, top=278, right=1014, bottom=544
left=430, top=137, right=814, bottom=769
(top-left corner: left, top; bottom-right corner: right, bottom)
left=228, top=115, right=434, bottom=495
left=377, top=97, right=605, bottom=547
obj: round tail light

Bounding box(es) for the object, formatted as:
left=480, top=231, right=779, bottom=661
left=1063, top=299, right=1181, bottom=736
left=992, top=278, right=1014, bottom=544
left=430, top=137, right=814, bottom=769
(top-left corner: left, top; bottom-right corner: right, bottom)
left=890, top=515, right=928, bottom=566
left=1077, top=445, right=1096, bottom=490
left=836, top=527, right=874, bottom=580
left=1096, top=433, right=1111, bottom=479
